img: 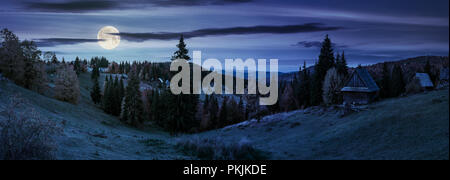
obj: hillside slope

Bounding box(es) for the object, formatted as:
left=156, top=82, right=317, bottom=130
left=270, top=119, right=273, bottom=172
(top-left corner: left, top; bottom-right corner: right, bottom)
left=1, top=73, right=448, bottom=160
left=193, top=89, right=449, bottom=160
left=0, top=73, right=191, bottom=160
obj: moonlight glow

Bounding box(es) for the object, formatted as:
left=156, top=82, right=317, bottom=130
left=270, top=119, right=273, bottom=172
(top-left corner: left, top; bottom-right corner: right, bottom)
left=97, top=26, right=120, bottom=50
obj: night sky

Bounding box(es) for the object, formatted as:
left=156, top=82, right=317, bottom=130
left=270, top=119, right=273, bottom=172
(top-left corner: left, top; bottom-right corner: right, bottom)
left=1, top=0, right=448, bottom=72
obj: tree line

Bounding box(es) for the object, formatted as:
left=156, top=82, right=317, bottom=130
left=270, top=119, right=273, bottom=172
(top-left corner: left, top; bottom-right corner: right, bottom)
left=0, top=28, right=80, bottom=104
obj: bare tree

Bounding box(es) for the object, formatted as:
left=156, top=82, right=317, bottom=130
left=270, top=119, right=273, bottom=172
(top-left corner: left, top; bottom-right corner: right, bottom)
left=323, top=68, right=344, bottom=105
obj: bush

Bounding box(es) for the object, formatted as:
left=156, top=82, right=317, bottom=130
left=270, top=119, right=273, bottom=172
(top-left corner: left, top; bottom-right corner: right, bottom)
left=176, top=136, right=270, bottom=160
left=0, top=96, right=61, bottom=160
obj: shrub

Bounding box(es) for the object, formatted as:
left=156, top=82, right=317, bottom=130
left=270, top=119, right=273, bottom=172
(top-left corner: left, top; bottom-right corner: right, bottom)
left=176, top=136, right=269, bottom=160
left=0, top=96, right=61, bottom=160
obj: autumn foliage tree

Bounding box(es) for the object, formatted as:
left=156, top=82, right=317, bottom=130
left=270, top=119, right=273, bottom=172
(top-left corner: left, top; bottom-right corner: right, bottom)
left=54, top=64, right=80, bottom=104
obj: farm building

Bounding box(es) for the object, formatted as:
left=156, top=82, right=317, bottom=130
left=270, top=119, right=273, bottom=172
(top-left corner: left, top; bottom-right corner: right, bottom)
left=415, top=73, right=434, bottom=89
left=341, top=67, right=380, bottom=105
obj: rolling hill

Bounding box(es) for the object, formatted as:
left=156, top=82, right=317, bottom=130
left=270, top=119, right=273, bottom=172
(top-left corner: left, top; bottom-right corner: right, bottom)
left=0, top=72, right=448, bottom=160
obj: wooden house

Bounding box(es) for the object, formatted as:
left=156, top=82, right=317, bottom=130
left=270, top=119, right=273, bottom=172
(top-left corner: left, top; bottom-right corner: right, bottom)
left=341, top=68, right=380, bottom=105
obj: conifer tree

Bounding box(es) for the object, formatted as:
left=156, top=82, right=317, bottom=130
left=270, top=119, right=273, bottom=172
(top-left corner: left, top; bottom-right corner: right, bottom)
left=74, top=56, right=81, bottom=75
left=171, top=35, right=191, bottom=61
left=121, top=69, right=144, bottom=126
left=91, top=65, right=100, bottom=80
left=119, top=77, right=125, bottom=99
left=390, top=65, right=405, bottom=97
left=209, top=96, right=219, bottom=129
left=50, top=54, right=58, bottom=64
left=91, top=78, right=102, bottom=104
left=424, top=59, right=436, bottom=85
left=300, top=61, right=311, bottom=107
left=311, top=35, right=335, bottom=105
left=218, top=97, right=228, bottom=128
left=112, top=76, right=121, bottom=116
left=380, top=62, right=391, bottom=98
left=237, top=97, right=245, bottom=122
left=337, top=51, right=348, bottom=77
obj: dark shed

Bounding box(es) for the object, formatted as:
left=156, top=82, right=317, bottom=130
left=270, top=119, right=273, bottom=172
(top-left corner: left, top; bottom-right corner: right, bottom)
left=341, top=68, right=380, bottom=105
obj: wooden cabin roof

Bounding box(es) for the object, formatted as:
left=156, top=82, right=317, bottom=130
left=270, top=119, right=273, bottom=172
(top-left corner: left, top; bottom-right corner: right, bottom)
left=341, top=68, right=380, bottom=93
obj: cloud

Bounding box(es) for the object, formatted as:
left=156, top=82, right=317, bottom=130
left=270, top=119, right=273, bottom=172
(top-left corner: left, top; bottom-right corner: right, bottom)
left=112, top=23, right=342, bottom=42
left=25, top=1, right=119, bottom=12
left=292, top=40, right=348, bottom=49
left=148, top=0, right=253, bottom=7
left=23, top=0, right=253, bottom=12
left=35, top=38, right=103, bottom=47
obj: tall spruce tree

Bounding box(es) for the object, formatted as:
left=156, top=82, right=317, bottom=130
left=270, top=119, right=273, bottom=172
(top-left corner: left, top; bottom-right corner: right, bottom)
left=311, top=35, right=335, bottom=105
left=91, top=78, right=102, bottom=104
left=121, top=70, right=144, bottom=127
left=336, top=51, right=348, bottom=77
left=390, top=65, right=405, bottom=97
left=91, top=65, right=100, bottom=80
left=171, top=35, right=191, bottom=61
left=209, top=95, right=219, bottom=129
left=112, top=76, right=121, bottom=116
left=102, top=75, right=112, bottom=114
left=163, top=36, right=199, bottom=133
left=74, top=56, right=81, bottom=75
left=424, top=59, right=436, bottom=85
left=51, top=54, right=58, bottom=64
left=380, top=62, right=391, bottom=98
left=218, top=97, right=228, bottom=128
left=299, top=61, right=311, bottom=107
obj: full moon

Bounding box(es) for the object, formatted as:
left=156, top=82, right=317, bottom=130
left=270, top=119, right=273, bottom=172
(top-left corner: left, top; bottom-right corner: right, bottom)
left=97, top=26, right=120, bottom=50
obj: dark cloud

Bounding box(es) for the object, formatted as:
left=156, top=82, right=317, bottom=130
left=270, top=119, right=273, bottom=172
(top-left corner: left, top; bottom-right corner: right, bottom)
left=25, top=1, right=119, bottom=12
left=292, top=41, right=348, bottom=49
left=23, top=0, right=253, bottom=12
left=113, top=23, right=342, bottom=42
left=35, top=38, right=103, bottom=47
left=148, top=0, right=253, bottom=7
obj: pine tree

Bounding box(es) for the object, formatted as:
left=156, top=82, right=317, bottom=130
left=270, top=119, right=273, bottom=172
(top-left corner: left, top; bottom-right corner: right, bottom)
left=209, top=96, right=219, bottom=129
left=300, top=61, right=311, bottom=107
left=237, top=97, right=245, bottom=122
left=51, top=54, right=58, bottom=64
left=119, top=77, right=125, bottom=99
left=218, top=97, right=228, bottom=128
left=390, top=65, right=405, bottom=97
left=91, top=78, right=102, bottom=104
left=171, top=35, right=191, bottom=61
left=121, top=70, right=144, bottom=127
left=91, top=65, right=100, bottom=80
left=311, top=35, right=335, bottom=105
left=336, top=51, right=348, bottom=77
left=380, top=62, right=390, bottom=98
left=102, top=75, right=115, bottom=114
left=74, top=56, right=81, bottom=75
left=112, top=76, right=121, bottom=116
left=424, top=59, right=436, bottom=85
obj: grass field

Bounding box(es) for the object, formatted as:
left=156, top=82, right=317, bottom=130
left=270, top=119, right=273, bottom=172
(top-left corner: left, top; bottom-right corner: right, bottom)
left=0, top=73, right=448, bottom=160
